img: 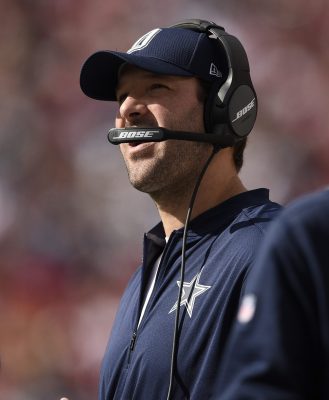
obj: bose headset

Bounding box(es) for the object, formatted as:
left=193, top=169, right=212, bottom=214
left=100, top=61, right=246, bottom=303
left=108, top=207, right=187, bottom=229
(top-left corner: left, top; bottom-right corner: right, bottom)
left=109, top=19, right=258, bottom=400
left=108, top=18, right=257, bottom=149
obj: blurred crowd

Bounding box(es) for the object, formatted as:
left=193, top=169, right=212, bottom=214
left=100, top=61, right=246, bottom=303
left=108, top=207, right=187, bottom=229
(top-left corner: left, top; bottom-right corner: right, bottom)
left=1, top=0, right=328, bottom=398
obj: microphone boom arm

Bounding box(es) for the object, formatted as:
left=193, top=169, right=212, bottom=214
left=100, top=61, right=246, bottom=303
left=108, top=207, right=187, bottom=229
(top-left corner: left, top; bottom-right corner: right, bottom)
left=108, top=127, right=234, bottom=147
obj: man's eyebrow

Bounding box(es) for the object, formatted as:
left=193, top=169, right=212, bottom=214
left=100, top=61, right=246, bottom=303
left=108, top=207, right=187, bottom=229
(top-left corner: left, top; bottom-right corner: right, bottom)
left=116, top=72, right=172, bottom=98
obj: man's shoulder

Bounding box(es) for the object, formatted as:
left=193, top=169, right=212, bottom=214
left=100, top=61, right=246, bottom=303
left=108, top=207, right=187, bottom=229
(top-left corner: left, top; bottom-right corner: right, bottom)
left=230, top=191, right=282, bottom=235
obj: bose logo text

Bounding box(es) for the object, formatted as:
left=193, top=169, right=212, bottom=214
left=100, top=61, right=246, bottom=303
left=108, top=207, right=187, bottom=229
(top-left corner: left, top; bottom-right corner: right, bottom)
left=114, top=131, right=157, bottom=139
left=232, top=98, right=256, bottom=123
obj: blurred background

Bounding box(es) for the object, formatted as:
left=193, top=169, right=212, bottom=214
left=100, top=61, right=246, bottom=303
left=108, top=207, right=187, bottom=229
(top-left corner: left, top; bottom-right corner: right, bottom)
left=1, top=0, right=329, bottom=398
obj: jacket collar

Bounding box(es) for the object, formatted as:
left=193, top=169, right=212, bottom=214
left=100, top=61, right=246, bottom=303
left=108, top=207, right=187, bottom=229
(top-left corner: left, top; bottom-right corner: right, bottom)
left=146, top=188, right=270, bottom=244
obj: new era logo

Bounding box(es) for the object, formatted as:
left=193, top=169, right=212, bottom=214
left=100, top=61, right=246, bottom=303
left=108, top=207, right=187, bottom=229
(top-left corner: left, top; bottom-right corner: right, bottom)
left=209, top=63, right=222, bottom=78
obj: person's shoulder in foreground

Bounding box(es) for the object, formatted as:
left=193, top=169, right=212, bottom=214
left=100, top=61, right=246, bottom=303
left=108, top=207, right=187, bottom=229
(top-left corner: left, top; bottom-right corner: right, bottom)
left=218, top=187, right=329, bottom=400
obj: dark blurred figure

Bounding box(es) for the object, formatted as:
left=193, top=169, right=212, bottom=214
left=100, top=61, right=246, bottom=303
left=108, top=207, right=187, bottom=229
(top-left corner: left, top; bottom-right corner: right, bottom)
left=218, top=187, right=329, bottom=399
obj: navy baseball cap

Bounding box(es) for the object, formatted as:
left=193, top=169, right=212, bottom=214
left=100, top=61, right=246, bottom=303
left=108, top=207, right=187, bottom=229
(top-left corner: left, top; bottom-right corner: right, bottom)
left=80, top=26, right=227, bottom=101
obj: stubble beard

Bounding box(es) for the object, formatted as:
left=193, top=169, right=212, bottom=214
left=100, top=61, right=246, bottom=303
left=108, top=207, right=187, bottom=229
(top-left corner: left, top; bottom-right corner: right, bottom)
left=123, top=140, right=212, bottom=204
left=121, top=91, right=211, bottom=204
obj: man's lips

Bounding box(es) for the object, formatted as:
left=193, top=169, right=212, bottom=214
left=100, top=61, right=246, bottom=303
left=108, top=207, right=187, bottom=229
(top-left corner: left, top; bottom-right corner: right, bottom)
left=129, top=141, right=145, bottom=147
left=126, top=141, right=156, bottom=154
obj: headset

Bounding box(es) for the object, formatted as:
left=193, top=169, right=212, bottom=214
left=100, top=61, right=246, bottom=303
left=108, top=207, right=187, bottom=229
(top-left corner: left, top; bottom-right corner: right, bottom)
left=171, top=18, right=257, bottom=144
left=108, top=18, right=258, bottom=148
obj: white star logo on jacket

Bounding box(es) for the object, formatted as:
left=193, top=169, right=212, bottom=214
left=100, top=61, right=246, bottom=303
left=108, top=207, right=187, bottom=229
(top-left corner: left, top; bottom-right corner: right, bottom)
left=169, top=272, right=211, bottom=318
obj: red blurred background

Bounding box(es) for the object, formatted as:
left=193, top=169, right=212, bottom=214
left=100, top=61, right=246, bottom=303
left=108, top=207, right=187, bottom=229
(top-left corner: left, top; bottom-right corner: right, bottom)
left=1, top=0, right=329, bottom=398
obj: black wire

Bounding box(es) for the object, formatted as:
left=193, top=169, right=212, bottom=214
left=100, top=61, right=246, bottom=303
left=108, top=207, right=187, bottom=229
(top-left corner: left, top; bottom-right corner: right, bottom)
left=166, top=145, right=220, bottom=400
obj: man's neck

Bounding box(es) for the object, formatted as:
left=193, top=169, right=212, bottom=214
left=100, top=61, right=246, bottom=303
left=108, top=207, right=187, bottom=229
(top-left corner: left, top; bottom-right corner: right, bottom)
left=154, top=174, right=247, bottom=238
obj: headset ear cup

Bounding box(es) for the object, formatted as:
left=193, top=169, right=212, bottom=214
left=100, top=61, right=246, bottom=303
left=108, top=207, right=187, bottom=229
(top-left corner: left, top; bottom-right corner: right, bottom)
left=228, top=85, right=257, bottom=139
left=204, top=82, right=257, bottom=143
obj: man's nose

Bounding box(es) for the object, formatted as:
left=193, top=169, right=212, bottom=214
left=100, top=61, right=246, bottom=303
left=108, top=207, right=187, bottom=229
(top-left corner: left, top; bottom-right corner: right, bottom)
left=119, top=96, right=148, bottom=124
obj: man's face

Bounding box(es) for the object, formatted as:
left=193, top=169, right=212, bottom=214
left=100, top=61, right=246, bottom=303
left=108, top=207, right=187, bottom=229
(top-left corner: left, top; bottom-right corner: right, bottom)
left=115, top=65, right=212, bottom=197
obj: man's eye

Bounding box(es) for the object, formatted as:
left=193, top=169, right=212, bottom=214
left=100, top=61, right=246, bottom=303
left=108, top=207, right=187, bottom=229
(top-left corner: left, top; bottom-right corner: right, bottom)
left=150, top=83, right=168, bottom=91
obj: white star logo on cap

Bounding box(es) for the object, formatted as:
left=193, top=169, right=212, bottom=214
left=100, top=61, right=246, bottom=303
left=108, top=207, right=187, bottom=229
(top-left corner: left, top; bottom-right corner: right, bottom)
left=127, top=28, right=161, bottom=53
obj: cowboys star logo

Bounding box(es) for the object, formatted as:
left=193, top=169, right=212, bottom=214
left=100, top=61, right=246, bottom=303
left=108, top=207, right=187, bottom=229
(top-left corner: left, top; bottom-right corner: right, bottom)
left=169, top=272, right=211, bottom=318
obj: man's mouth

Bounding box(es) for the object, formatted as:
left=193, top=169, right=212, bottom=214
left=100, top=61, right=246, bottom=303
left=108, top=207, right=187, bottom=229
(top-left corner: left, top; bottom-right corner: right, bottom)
left=128, top=141, right=155, bottom=149
left=129, top=141, right=144, bottom=147
left=126, top=126, right=156, bottom=147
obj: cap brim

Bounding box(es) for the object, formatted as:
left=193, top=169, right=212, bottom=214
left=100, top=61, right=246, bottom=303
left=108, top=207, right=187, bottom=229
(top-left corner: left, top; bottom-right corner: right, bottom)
left=80, top=50, right=194, bottom=101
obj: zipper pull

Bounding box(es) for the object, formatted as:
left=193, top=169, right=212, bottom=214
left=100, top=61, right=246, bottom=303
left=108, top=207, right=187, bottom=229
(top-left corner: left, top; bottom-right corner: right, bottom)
left=130, top=331, right=137, bottom=351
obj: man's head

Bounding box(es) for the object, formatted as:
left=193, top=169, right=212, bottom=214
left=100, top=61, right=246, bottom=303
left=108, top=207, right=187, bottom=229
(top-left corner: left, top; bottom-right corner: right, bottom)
left=80, top=20, right=256, bottom=178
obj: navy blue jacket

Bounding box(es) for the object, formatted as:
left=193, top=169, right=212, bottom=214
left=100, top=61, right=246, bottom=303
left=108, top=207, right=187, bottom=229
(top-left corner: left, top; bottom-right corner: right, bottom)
left=219, top=189, right=329, bottom=399
left=99, top=189, right=281, bottom=400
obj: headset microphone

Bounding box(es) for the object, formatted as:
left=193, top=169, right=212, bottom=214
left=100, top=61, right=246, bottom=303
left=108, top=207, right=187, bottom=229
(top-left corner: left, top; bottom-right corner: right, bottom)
left=108, top=127, right=235, bottom=147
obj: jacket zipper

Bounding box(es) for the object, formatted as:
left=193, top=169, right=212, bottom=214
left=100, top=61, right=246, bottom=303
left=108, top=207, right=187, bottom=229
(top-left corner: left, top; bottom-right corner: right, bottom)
left=130, top=331, right=137, bottom=351
left=127, top=330, right=137, bottom=367
left=127, top=233, right=177, bottom=365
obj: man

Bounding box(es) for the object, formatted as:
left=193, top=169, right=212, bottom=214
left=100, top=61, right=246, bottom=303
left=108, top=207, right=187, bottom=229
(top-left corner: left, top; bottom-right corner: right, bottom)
left=80, top=20, right=281, bottom=400
left=218, top=188, right=329, bottom=399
